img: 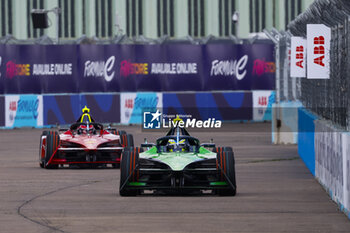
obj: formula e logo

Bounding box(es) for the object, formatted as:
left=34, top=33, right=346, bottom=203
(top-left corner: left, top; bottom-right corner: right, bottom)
left=143, top=110, right=161, bottom=129
left=84, top=56, right=115, bottom=82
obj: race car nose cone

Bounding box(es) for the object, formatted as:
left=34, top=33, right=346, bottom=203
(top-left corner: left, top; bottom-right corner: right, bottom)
left=83, top=139, right=99, bottom=149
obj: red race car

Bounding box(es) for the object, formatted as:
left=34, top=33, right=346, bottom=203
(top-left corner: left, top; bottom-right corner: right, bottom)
left=39, top=107, right=133, bottom=169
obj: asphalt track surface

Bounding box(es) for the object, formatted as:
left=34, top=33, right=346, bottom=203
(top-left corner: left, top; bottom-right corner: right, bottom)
left=0, top=123, right=349, bottom=233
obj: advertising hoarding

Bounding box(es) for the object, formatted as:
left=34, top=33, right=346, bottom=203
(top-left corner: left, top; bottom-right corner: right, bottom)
left=0, top=44, right=275, bottom=94
left=252, top=91, right=275, bottom=121
left=120, top=93, right=162, bottom=124
left=291, top=37, right=306, bottom=78
left=5, top=95, right=43, bottom=128
left=307, top=24, right=331, bottom=79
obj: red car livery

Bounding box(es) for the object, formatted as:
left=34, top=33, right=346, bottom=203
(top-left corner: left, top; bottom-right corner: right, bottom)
left=39, top=122, right=133, bottom=169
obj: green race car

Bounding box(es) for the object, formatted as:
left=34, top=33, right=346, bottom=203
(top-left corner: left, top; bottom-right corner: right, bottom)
left=119, top=126, right=236, bottom=196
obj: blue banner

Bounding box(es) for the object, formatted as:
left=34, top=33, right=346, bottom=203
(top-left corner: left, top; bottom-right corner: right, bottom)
left=43, top=94, right=120, bottom=125
left=163, top=92, right=252, bottom=121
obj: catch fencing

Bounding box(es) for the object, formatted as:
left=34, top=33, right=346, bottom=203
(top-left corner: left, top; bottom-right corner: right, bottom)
left=266, top=0, right=350, bottom=130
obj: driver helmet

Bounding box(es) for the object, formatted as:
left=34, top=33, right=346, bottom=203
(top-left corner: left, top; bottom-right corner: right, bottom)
left=77, top=124, right=94, bottom=134
left=167, top=139, right=187, bottom=152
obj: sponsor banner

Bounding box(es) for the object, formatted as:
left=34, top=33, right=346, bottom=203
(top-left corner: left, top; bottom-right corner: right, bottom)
left=121, top=92, right=162, bottom=124
left=307, top=24, right=331, bottom=79
left=78, top=45, right=119, bottom=92
left=2, top=45, right=77, bottom=93
left=0, top=96, right=4, bottom=126
left=1, top=43, right=275, bottom=94
left=5, top=95, right=43, bottom=127
left=163, top=45, right=203, bottom=91
left=162, top=92, right=252, bottom=121
left=119, top=45, right=166, bottom=92
left=252, top=91, right=275, bottom=121
left=315, top=121, right=344, bottom=205
left=291, top=37, right=306, bottom=78
left=44, top=94, right=120, bottom=125
left=205, top=44, right=275, bottom=90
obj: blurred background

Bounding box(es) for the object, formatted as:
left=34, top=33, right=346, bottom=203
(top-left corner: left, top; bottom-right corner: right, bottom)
left=0, top=0, right=314, bottom=41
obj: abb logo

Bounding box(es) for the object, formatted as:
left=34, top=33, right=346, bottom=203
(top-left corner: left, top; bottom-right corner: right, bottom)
left=258, top=97, right=267, bottom=106
left=295, top=46, right=304, bottom=68
left=9, top=101, right=17, bottom=111
left=124, top=99, right=133, bottom=109
left=313, top=36, right=325, bottom=67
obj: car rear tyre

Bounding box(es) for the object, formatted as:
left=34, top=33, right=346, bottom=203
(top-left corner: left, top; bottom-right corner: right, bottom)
left=119, top=147, right=141, bottom=196
left=216, top=147, right=236, bottom=196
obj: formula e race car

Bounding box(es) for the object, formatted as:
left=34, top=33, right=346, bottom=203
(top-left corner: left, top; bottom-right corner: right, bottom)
left=39, top=106, right=133, bottom=169
left=119, top=125, right=236, bottom=196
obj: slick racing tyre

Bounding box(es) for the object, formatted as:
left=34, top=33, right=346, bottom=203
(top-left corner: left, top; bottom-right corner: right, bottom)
left=110, top=128, right=117, bottom=135
left=39, top=131, right=49, bottom=168
left=118, top=131, right=134, bottom=148
left=116, top=130, right=126, bottom=136
left=213, top=146, right=233, bottom=153
left=216, top=147, right=236, bottom=196
left=44, top=131, right=60, bottom=169
left=126, top=134, right=134, bottom=147
left=116, top=130, right=126, bottom=147
left=119, top=147, right=142, bottom=196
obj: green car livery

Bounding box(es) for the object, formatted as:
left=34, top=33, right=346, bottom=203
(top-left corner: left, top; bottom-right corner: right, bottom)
left=119, top=126, right=236, bottom=196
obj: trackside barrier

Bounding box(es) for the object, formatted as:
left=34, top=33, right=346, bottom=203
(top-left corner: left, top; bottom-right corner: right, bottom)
left=162, top=92, right=253, bottom=121
left=272, top=101, right=301, bottom=144
left=298, top=108, right=317, bottom=176
left=271, top=0, right=350, bottom=220
left=342, top=133, right=350, bottom=216
left=4, top=95, right=43, bottom=128
left=43, top=94, right=120, bottom=126
left=1, top=91, right=275, bottom=128
left=315, top=120, right=350, bottom=219
left=297, top=106, right=350, bottom=219
left=1, top=94, right=120, bottom=128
